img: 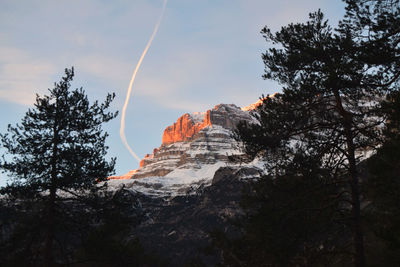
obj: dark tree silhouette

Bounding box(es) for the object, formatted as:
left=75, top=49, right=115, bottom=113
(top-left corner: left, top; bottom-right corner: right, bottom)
left=232, top=1, right=399, bottom=266
left=0, top=67, right=118, bottom=266
left=211, top=154, right=348, bottom=266
left=364, top=91, right=400, bottom=265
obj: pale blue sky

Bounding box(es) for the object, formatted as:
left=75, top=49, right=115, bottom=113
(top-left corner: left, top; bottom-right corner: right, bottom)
left=0, top=0, right=345, bottom=185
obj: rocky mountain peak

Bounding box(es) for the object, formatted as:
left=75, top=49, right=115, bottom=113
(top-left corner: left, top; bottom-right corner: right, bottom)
left=133, top=103, right=254, bottom=179
left=108, top=99, right=267, bottom=195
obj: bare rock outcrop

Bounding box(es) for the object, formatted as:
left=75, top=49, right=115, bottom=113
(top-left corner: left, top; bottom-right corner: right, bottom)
left=132, top=104, right=254, bottom=179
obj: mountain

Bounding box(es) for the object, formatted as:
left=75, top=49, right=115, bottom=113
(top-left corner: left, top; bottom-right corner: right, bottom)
left=108, top=101, right=264, bottom=196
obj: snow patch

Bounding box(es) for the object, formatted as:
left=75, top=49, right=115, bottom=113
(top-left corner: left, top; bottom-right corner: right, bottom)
left=107, top=162, right=227, bottom=197
left=106, top=158, right=265, bottom=198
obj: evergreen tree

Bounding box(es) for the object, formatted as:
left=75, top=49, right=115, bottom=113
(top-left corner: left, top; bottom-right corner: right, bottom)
left=234, top=1, right=399, bottom=266
left=364, top=91, right=400, bottom=265
left=75, top=188, right=167, bottom=267
left=0, top=67, right=118, bottom=266
left=211, top=154, right=349, bottom=266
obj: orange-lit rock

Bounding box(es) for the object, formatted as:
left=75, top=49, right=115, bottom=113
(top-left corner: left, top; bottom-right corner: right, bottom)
left=139, top=158, right=146, bottom=168
left=241, top=93, right=277, bottom=111
left=161, top=104, right=249, bottom=146
left=108, top=169, right=138, bottom=180
left=162, top=113, right=210, bottom=145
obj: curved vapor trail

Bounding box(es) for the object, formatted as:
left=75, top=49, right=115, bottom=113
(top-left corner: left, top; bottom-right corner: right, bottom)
left=120, top=0, right=168, bottom=163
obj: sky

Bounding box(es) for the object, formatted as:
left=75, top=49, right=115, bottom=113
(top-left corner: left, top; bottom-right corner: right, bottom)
left=0, top=0, right=346, bottom=186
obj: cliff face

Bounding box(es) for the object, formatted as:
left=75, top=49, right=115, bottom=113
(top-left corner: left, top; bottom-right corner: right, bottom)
left=132, top=104, right=255, bottom=179
left=161, top=113, right=207, bottom=145
left=160, top=104, right=251, bottom=145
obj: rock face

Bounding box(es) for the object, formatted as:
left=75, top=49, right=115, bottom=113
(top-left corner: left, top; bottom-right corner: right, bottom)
left=161, top=113, right=206, bottom=145
left=161, top=104, right=253, bottom=145
left=131, top=104, right=255, bottom=179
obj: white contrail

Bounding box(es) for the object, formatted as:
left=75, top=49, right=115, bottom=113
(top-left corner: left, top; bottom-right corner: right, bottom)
left=120, top=0, right=168, bottom=163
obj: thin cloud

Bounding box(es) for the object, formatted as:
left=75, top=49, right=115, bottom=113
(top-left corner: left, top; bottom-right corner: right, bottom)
left=0, top=46, right=56, bottom=105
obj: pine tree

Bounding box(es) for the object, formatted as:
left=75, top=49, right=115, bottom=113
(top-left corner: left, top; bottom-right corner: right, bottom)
left=235, top=1, right=399, bottom=266
left=364, top=91, right=400, bottom=265
left=211, top=154, right=348, bottom=266
left=0, top=67, right=118, bottom=266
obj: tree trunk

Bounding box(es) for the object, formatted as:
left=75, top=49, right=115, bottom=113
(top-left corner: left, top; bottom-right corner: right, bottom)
left=44, top=105, right=59, bottom=267
left=334, top=90, right=366, bottom=267
left=348, top=152, right=365, bottom=267
left=44, top=185, right=56, bottom=267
